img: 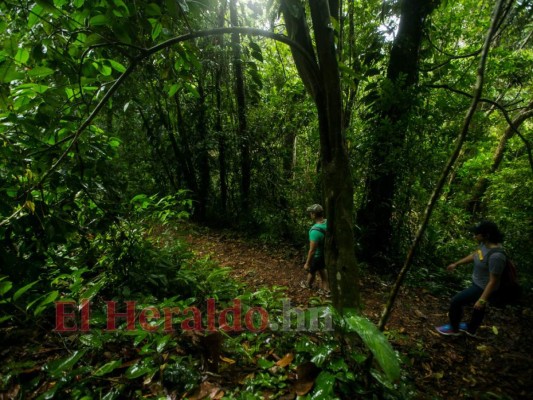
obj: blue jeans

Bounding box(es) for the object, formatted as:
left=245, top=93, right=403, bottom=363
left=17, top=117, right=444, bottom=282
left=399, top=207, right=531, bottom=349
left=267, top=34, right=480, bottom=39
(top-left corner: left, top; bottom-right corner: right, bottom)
left=449, top=284, right=485, bottom=333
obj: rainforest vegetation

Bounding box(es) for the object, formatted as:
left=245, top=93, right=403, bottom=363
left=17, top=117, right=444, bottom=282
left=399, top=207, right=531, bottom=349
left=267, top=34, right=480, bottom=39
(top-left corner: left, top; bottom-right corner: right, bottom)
left=0, top=0, right=532, bottom=399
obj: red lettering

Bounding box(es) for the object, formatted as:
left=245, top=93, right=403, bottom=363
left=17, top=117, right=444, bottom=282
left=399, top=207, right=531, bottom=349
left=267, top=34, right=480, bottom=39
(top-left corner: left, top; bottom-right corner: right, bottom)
left=162, top=307, right=180, bottom=332
left=245, top=307, right=269, bottom=333
left=54, top=301, right=77, bottom=332
left=80, top=298, right=90, bottom=332
left=219, top=299, right=243, bottom=332
left=206, top=298, right=216, bottom=332
left=181, top=307, right=202, bottom=331
left=106, top=301, right=136, bottom=331
left=139, top=306, right=160, bottom=332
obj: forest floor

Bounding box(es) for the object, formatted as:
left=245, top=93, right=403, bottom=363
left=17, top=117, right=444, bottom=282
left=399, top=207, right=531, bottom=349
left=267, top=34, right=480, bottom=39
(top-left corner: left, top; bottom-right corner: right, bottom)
left=182, top=224, right=533, bottom=400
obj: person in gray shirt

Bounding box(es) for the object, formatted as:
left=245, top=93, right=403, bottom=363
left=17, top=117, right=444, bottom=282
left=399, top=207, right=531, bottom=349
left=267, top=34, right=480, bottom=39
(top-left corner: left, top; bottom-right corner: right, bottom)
left=436, top=221, right=506, bottom=337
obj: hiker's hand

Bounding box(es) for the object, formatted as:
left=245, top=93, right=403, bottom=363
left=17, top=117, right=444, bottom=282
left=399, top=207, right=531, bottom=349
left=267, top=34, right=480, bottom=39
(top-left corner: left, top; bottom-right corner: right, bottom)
left=446, top=263, right=457, bottom=272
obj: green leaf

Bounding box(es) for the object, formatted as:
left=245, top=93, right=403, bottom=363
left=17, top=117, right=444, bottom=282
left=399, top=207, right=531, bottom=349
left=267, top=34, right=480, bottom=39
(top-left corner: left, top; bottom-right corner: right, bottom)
left=15, top=49, right=30, bottom=64
left=311, top=371, right=336, bottom=400
left=90, top=14, right=110, bottom=26
left=184, top=83, right=199, bottom=98
left=310, top=343, right=335, bottom=367
left=112, top=0, right=130, bottom=16
left=146, top=3, right=162, bottom=16
left=251, top=51, right=263, bottom=63
left=28, top=4, right=45, bottom=28
left=44, top=349, right=88, bottom=378
left=257, top=358, right=275, bottom=369
left=80, top=280, right=105, bottom=300
left=125, top=362, right=154, bottom=379
left=108, top=59, right=126, bottom=73
left=13, top=280, right=38, bottom=301
left=109, top=137, right=121, bottom=148
left=342, top=311, right=400, bottom=383
left=96, top=62, right=113, bottom=77
left=28, top=66, right=55, bottom=78
left=0, top=281, right=13, bottom=296
left=0, top=61, right=24, bottom=83
left=28, top=290, right=59, bottom=316
left=149, top=19, right=162, bottom=41
left=35, top=0, right=55, bottom=12
left=156, top=335, right=171, bottom=353
left=93, top=359, right=122, bottom=376
left=167, top=83, right=179, bottom=97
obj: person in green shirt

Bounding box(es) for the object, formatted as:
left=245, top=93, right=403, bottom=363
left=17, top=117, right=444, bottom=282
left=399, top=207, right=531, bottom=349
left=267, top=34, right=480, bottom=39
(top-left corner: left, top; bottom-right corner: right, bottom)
left=301, top=204, right=330, bottom=295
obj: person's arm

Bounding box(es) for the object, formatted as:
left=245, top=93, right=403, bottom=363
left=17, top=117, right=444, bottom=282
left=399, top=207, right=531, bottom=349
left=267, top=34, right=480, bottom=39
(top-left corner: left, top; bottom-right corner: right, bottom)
left=474, top=273, right=501, bottom=309
left=304, top=241, right=318, bottom=270
left=447, top=253, right=475, bottom=271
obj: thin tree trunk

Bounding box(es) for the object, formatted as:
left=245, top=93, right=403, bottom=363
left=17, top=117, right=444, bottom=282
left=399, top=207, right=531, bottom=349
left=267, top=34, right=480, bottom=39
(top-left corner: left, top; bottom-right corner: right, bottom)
left=378, top=0, right=506, bottom=331
left=175, top=95, right=199, bottom=195
left=230, top=0, right=250, bottom=213
left=196, top=76, right=210, bottom=221
left=215, top=0, right=228, bottom=213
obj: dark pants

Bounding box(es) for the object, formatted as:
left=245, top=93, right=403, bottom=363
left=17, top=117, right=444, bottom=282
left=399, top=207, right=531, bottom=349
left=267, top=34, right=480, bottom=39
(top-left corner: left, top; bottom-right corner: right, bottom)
left=310, top=256, right=325, bottom=274
left=449, top=284, right=485, bottom=333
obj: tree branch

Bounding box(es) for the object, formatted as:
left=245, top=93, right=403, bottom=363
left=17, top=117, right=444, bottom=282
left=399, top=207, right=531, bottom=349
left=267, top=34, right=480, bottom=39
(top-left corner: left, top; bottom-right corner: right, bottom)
left=378, top=0, right=506, bottom=331
left=0, top=26, right=318, bottom=228
left=428, top=84, right=533, bottom=171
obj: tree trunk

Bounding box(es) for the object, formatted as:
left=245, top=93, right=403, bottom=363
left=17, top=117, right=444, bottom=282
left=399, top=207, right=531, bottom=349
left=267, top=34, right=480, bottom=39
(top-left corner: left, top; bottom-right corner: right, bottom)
left=196, top=77, right=210, bottom=221
left=215, top=0, right=228, bottom=214
left=281, top=0, right=360, bottom=310
left=175, top=95, right=199, bottom=195
left=356, top=0, right=439, bottom=269
left=230, top=0, right=251, bottom=213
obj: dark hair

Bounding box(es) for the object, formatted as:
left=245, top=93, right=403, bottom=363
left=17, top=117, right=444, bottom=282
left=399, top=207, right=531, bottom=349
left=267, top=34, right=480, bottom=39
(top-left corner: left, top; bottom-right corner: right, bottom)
left=471, top=221, right=504, bottom=243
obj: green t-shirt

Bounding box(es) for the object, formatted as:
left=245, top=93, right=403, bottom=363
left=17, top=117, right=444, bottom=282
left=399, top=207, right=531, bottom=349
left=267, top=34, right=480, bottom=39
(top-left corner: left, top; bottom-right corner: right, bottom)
left=309, top=220, right=327, bottom=258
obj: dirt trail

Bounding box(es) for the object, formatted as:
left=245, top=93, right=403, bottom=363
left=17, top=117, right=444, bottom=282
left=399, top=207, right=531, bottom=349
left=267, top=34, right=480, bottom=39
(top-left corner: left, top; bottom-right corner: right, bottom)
left=183, top=226, right=533, bottom=400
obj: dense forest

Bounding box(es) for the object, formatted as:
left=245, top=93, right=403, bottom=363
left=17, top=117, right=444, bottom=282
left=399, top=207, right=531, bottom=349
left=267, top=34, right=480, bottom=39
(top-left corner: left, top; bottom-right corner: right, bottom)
left=1, top=0, right=532, bottom=399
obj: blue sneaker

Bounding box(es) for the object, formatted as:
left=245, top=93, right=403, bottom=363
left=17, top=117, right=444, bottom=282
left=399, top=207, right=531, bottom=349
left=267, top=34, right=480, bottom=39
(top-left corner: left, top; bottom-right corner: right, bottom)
left=435, top=324, right=461, bottom=336
left=458, top=322, right=477, bottom=337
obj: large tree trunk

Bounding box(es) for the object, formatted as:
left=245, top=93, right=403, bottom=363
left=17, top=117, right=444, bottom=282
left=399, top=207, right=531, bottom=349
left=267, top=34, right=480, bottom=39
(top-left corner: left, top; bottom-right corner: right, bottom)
left=356, top=0, right=439, bottom=269
left=281, top=0, right=360, bottom=310
left=230, top=0, right=251, bottom=213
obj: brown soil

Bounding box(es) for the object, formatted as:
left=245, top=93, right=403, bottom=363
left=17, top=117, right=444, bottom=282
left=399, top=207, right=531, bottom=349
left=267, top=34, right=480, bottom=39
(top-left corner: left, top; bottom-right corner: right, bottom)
left=183, top=225, right=533, bottom=400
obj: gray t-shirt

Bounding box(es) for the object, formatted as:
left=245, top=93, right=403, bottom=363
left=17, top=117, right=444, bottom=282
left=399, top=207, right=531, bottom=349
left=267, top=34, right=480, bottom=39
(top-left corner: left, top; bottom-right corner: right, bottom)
left=472, top=244, right=506, bottom=289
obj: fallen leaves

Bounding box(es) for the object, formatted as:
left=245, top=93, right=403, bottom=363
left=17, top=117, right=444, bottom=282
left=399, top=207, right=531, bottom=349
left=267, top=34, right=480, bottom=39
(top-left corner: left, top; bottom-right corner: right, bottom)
left=186, top=381, right=224, bottom=400
left=275, top=353, right=294, bottom=368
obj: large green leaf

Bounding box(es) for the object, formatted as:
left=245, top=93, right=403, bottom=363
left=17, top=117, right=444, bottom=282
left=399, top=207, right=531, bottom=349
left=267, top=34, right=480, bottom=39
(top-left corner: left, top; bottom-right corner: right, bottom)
left=342, top=310, right=400, bottom=383
left=13, top=280, right=39, bottom=301
left=90, top=14, right=110, bottom=26
left=311, top=371, right=337, bottom=400
left=93, top=359, right=123, bottom=376
left=43, top=349, right=88, bottom=378
left=0, top=61, right=24, bottom=83
left=125, top=361, right=155, bottom=379
left=28, top=66, right=55, bottom=78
